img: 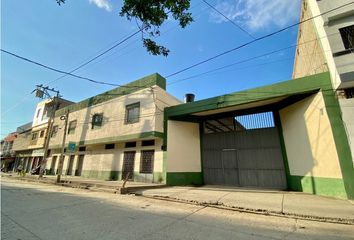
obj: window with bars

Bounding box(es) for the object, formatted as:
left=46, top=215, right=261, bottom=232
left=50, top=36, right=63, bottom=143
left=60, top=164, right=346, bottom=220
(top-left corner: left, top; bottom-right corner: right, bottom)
left=339, top=25, right=354, bottom=50
left=140, top=150, right=154, bottom=174
left=125, top=102, right=140, bottom=124
left=68, top=120, right=77, bottom=134
left=51, top=125, right=58, bottom=138
left=91, top=113, right=103, bottom=129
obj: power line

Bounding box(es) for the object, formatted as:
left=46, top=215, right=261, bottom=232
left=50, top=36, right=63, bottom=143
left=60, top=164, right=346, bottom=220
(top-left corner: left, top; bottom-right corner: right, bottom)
left=46, top=29, right=143, bottom=85
left=201, top=0, right=255, bottom=39
left=1, top=49, right=141, bottom=88
left=168, top=32, right=340, bottom=85
left=164, top=2, right=354, bottom=79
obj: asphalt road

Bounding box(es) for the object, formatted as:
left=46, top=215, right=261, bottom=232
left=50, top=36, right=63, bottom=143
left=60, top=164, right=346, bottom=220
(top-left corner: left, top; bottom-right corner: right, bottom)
left=1, top=178, right=353, bottom=240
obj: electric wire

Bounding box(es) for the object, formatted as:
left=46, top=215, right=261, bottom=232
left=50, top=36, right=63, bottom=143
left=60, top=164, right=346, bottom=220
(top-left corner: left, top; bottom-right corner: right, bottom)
left=167, top=32, right=340, bottom=85
left=0, top=49, right=141, bottom=88
left=201, top=0, right=255, bottom=39
left=164, top=2, right=354, bottom=79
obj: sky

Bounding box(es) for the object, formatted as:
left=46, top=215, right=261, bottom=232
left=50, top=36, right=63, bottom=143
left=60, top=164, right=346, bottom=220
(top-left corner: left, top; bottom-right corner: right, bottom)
left=1, top=0, right=301, bottom=137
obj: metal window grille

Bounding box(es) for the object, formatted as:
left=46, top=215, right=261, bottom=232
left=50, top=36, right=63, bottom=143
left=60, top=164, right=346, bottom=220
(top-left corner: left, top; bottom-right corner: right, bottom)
left=203, top=112, right=275, bottom=134
left=140, top=150, right=154, bottom=174
left=125, top=102, right=140, bottom=124
left=339, top=25, right=354, bottom=50
left=235, top=112, right=275, bottom=130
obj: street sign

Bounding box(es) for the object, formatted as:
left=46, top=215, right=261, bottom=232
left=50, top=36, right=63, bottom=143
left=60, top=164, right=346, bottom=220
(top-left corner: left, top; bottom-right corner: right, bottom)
left=67, top=142, right=76, bottom=153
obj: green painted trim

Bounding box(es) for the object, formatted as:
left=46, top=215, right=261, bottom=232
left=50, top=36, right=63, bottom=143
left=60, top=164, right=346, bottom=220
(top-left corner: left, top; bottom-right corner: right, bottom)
left=165, top=72, right=331, bottom=118
left=322, top=89, right=354, bottom=199
left=55, top=73, right=166, bottom=117
left=81, top=170, right=119, bottom=180
left=80, top=170, right=164, bottom=183
left=133, top=172, right=165, bottom=183
left=49, top=131, right=163, bottom=149
left=162, top=151, right=167, bottom=181
left=273, top=111, right=292, bottom=187
left=166, top=172, right=203, bottom=186
left=199, top=122, right=205, bottom=184
left=288, top=175, right=347, bottom=199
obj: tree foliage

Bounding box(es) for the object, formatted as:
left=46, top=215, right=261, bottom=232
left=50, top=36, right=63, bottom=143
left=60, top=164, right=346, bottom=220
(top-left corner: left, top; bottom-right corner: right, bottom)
left=56, top=0, right=193, bottom=56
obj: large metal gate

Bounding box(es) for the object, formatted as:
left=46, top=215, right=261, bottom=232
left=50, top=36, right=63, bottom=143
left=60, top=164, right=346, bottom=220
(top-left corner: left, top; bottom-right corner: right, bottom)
left=202, top=112, right=287, bottom=189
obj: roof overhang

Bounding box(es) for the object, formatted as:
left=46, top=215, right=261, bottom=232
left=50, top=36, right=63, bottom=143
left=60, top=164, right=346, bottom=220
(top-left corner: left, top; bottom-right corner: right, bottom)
left=165, top=72, right=332, bottom=120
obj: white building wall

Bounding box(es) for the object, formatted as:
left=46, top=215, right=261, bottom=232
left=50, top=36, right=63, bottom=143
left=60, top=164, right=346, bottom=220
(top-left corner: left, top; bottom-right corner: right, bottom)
left=280, top=92, right=343, bottom=178
left=339, top=98, right=354, bottom=165
left=166, top=121, right=201, bottom=173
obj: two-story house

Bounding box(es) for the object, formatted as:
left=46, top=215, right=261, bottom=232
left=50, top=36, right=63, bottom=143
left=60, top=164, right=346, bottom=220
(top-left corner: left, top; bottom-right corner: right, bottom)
left=46, top=73, right=181, bottom=183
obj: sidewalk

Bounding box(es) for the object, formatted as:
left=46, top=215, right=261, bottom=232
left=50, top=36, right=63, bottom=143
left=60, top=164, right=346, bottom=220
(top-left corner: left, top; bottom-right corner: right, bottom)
left=135, top=186, right=354, bottom=225
left=0, top=172, right=165, bottom=194
left=2, top=173, right=353, bottom=224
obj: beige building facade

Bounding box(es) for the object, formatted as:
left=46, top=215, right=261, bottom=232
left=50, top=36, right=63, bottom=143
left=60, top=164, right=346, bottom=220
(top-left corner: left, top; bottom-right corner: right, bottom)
left=46, top=73, right=181, bottom=183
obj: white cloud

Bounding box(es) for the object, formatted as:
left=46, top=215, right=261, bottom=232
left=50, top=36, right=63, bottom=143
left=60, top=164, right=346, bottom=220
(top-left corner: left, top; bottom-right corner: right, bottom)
left=89, top=0, right=112, bottom=12
left=209, top=0, right=301, bottom=31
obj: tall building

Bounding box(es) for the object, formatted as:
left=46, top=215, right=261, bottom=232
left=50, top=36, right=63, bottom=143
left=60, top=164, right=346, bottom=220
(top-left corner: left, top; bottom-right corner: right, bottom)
left=292, top=0, right=354, bottom=196
left=293, top=0, right=353, bottom=153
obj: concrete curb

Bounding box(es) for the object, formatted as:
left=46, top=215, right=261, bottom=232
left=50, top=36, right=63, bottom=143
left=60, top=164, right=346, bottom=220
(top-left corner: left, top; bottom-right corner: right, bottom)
left=3, top=175, right=353, bottom=225
left=1, top=175, right=165, bottom=195
left=136, top=194, right=354, bottom=225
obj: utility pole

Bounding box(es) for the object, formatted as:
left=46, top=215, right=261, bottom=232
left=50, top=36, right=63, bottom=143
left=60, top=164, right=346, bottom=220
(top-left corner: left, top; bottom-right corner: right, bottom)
left=33, top=86, right=61, bottom=178
left=56, top=109, right=69, bottom=183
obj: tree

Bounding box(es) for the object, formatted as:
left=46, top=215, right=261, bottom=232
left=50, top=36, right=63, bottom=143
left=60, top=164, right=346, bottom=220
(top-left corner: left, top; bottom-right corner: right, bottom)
left=56, top=0, right=193, bottom=56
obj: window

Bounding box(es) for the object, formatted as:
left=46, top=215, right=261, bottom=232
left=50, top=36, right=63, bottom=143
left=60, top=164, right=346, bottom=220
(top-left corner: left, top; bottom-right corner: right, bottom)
left=36, top=108, right=41, bottom=118
left=105, top=144, right=115, bottom=150
left=42, top=107, right=49, bottom=121
left=125, top=102, right=140, bottom=124
left=125, top=141, right=136, bottom=148
left=79, top=146, right=86, bottom=152
left=51, top=125, right=58, bottom=138
left=140, top=150, right=154, bottom=174
left=142, top=140, right=155, bottom=146
left=344, top=88, right=354, bottom=99
left=339, top=25, right=354, bottom=50
left=92, top=113, right=103, bottom=129
left=39, top=130, right=45, bottom=138
left=68, top=120, right=77, bottom=134
left=31, top=132, right=38, bottom=140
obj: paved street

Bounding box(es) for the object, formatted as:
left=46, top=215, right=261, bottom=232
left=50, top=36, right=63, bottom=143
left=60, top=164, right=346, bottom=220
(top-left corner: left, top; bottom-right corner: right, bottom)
left=1, top=178, right=353, bottom=240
